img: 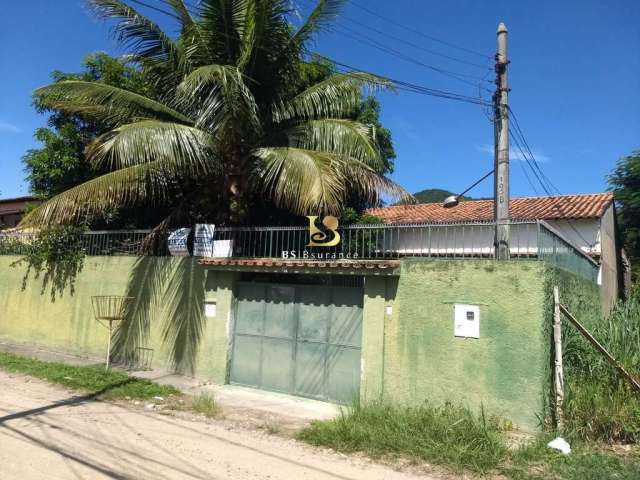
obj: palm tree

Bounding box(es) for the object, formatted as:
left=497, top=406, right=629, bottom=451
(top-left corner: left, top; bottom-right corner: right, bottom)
left=23, top=0, right=410, bottom=231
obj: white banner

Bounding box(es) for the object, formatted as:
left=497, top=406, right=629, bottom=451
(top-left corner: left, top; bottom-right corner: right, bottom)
left=167, top=228, right=191, bottom=256
left=193, top=224, right=216, bottom=257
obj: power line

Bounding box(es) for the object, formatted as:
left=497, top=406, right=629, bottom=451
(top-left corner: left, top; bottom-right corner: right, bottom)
left=330, top=25, right=493, bottom=92
left=324, top=56, right=493, bottom=107
left=508, top=112, right=593, bottom=246
left=339, top=16, right=491, bottom=70
left=350, top=1, right=492, bottom=59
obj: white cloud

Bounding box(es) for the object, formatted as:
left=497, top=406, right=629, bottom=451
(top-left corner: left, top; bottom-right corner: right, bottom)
left=0, top=122, right=21, bottom=134
left=475, top=143, right=549, bottom=162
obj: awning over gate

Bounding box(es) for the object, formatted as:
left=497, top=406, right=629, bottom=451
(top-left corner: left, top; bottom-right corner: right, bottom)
left=199, top=258, right=400, bottom=276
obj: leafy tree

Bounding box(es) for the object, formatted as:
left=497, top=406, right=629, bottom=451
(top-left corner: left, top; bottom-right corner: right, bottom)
left=608, top=150, right=640, bottom=280
left=23, top=0, right=409, bottom=235
left=23, top=52, right=152, bottom=199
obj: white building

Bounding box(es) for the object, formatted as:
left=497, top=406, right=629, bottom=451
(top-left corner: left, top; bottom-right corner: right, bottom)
left=369, top=193, right=621, bottom=314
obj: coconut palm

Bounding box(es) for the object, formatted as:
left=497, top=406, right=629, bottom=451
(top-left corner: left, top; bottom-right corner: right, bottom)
left=23, top=0, right=410, bottom=231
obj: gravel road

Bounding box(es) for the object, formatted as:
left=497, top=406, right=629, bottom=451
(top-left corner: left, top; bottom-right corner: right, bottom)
left=0, top=371, right=440, bottom=480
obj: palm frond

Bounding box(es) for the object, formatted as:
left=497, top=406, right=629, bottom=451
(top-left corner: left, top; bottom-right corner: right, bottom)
left=199, top=0, right=249, bottom=64
left=35, top=81, right=193, bottom=125
left=87, top=120, right=217, bottom=174
left=291, top=0, right=346, bottom=48
left=88, top=0, right=183, bottom=64
left=112, top=255, right=173, bottom=365
left=163, top=0, right=196, bottom=30
left=273, top=72, right=392, bottom=123
left=21, top=162, right=175, bottom=226
left=343, top=158, right=415, bottom=206
left=281, top=119, right=382, bottom=168
left=177, top=64, right=260, bottom=134
left=254, top=147, right=345, bottom=214
left=162, top=257, right=206, bottom=373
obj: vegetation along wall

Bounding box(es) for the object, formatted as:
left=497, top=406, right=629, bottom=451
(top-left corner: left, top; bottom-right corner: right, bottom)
left=0, top=256, right=233, bottom=383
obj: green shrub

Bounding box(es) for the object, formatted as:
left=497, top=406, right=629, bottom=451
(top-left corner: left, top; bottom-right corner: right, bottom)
left=191, top=393, right=219, bottom=418
left=298, top=401, right=508, bottom=473
left=561, top=289, right=640, bottom=443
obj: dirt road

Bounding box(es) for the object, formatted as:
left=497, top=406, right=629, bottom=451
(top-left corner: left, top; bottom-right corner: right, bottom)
left=0, top=371, right=437, bottom=480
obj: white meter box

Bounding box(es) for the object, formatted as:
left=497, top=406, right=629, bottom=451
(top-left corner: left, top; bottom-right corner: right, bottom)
left=454, top=304, right=480, bottom=338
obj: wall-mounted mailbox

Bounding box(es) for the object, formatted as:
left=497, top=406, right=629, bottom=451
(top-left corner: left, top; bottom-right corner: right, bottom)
left=204, top=301, right=217, bottom=318
left=454, top=304, right=480, bottom=338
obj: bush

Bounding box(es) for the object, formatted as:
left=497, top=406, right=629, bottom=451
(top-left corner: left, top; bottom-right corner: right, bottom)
left=298, top=401, right=508, bottom=473
left=562, top=289, right=640, bottom=443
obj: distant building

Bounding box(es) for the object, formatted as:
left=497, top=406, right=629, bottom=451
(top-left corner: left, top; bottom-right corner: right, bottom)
left=369, top=192, right=622, bottom=314
left=0, top=196, right=39, bottom=229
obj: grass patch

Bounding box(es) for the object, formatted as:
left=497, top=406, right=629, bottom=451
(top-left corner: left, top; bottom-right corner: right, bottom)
left=191, top=392, right=220, bottom=418
left=298, top=401, right=508, bottom=473
left=0, top=351, right=179, bottom=400
left=299, top=401, right=640, bottom=478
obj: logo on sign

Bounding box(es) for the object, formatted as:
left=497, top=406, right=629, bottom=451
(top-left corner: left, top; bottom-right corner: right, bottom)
left=306, top=215, right=341, bottom=247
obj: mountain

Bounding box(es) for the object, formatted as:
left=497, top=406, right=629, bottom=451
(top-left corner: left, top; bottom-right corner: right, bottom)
left=413, top=189, right=473, bottom=204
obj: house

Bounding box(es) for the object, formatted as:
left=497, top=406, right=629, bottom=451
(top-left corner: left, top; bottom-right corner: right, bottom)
left=0, top=196, right=39, bottom=229
left=368, top=192, right=621, bottom=314
left=0, top=194, right=609, bottom=431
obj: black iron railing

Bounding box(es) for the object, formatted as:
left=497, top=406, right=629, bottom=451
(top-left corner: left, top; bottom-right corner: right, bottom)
left=0, top=220, right=599, bottom=281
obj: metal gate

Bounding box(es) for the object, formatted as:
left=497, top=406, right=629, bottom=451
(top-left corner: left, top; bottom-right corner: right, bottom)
left=229, top=282, right=363, bottom=403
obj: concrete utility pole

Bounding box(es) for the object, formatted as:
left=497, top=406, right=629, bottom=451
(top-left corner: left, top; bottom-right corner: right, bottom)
left=494, top=22, right=510, bottom=259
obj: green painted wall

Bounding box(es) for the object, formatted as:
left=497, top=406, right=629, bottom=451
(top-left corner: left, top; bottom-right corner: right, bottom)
left=0, top=256, right=233, bottom=383
left=363, top=260, right=549, bottom=431
left=0, top=254, right=602, bottom=431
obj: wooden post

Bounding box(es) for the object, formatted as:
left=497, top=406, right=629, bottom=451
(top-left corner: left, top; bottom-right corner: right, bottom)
left=559, top=303, right=640, bottom=394
left=553, top=286, right=564, bottom=428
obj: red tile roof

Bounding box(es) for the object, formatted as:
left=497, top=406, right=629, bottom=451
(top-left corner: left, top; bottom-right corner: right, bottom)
left=368, top=193, right=613, bottom=225
left=200, top=258, right=400, bottom=270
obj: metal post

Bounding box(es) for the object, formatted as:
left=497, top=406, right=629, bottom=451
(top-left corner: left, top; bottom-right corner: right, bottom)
left=105, top=320, right=112, bottom=370
left=494, top=22, right=510, bottom=259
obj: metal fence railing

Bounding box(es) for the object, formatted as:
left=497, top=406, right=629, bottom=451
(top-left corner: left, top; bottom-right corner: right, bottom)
left=0, top=220, right=600, bottom=281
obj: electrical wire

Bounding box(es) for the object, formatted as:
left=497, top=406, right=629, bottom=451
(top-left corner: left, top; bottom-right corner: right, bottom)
left=350, top=1, right=493, bottom=59
left=508, top=113, right=593, bottom=247
left=330, top=24, right=493, bottom=92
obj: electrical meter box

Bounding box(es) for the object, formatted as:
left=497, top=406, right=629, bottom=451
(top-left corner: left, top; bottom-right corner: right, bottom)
left=454, top=304, right=480, bottom=338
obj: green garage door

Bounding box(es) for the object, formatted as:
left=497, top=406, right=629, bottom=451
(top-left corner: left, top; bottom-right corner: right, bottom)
left=229, top=282, right=363, bottom=403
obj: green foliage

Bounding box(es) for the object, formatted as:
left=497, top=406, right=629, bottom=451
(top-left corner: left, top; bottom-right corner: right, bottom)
left=562, top=289, right=640, bottom=443
left=413, top=188, right=473, bottom=204
left=608, top=150, right=640, bottom=281
left=12, top=225, right=86, bottom=301
left=298, top=401, right=508, bottom=473
left=191, top=392, right=220, bottom=418
left=0, top=351, right=178, bottom=400
left=23, top=52, right=152, bottom=200
left=25, top=1, right=409, bottom=230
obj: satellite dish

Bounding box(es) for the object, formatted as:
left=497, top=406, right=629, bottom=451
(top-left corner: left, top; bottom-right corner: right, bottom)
left=443, top=195, right=459, bottom=208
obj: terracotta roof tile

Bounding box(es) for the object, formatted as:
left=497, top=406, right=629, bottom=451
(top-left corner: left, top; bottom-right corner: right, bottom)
left=200, top=258, right=400, bottom=270
left=368, top=193, right=613, bottom=225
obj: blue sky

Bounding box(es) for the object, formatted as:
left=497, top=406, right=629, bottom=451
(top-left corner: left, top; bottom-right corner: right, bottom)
left=0, top=0, right=638, bottom=200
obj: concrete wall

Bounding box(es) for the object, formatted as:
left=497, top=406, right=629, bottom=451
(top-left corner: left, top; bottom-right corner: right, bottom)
left=362, top=260, right=548, bottom=431
left=0, top=255, right=602, bottom=431
left=0, top=256, right=233, bottom=383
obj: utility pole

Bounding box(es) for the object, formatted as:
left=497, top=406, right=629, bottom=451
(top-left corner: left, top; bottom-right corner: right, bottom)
left=494, top=22, right=510, bottom=259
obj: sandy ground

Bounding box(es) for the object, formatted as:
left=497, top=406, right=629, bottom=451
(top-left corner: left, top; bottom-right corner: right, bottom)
left=0, top=371, right=441, bottom=480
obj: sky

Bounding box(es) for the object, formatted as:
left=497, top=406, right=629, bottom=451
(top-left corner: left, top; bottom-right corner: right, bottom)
left=0, top=0, right=638, bottom=200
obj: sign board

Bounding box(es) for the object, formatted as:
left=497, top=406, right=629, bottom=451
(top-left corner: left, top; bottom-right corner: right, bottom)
left=194, top=224, right=216, bottom=257
left=454, top=304, right=480, bottom=339
left=167, top=228, right=191, bottom=256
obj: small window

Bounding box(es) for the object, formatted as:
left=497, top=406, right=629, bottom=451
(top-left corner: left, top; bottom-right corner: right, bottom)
left=466, top=310, right=475, bottom=321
